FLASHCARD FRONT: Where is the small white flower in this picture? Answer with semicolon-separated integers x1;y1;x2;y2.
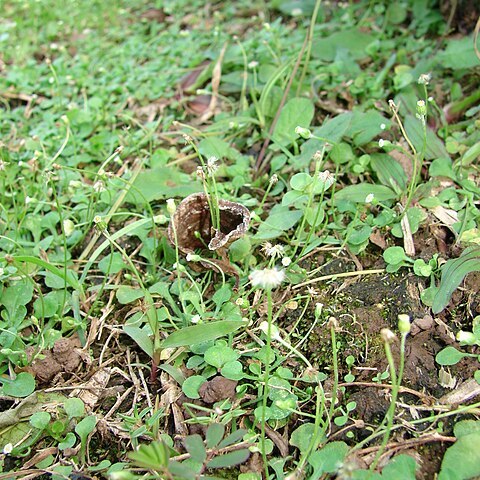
428;96;433;102
379;139;385;148
93;215;102;224
282;256;292;267
249;268;285;289
269;174;278;186
63;219;75;237
248;60;259;69
206;156;219;176
291;7;303;16
365;193;375;203
0;159;6;171
380;123;386;130
317;170;335;189
418;73;431;85
186;253;201;262
262;242;285;259
191;315;201;324
3;443;13;454
93;180;106;192
25;196;33;205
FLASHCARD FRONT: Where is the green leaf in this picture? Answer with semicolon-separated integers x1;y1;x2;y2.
404;115;449;160
272;98;314;147
98;253;125;274
432;247;480;314
290;423;316;454
116;286;144;304
206;423;225;449
204;344;239;369
312;28;374;61
391;207;427;238
127;166;202;204
123;325;154;358
221;360;244;380
217;428;247;449
435;346;467;366
161;320;246;348
439;430;480;480
290;173;313;192
184;434;207;463
128;441;170;470
1;372;36;398
435;35;480;70
206;449;250;468
347;111;391;146
182;375;206;399
254;205;303;240
30;411;51;430
381;454;417;479
383;246;411;265
64;398;85;419
58;432;77;451
370;153;407;193
429;158;456;179
335;184;397;203
75;415;97;442
308;441;349;476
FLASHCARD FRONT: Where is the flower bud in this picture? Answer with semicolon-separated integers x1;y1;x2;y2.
295;126;312;139
398;314;411;335
416;100;427;117
166;198;176;214
381;328;396;343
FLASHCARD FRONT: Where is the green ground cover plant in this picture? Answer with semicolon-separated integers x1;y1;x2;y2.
0;0;479;478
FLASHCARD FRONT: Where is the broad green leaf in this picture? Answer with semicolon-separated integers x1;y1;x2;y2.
206;423;225;449
404;115;449;160
347;111;391;146
123;325;154;358
290;173;313;191
184;434;207;463
429;157;456;179
370;153;407;193
198;137;237;160
254;205;303;240
335;184;397;203
439;431;480;480
1;372;36;398
432;247;480;313
435;346;467;366
308;441;349;477
98;253;125;274
204;344;239;369
182;375;206;399
206;449;250;468
312;29;375;61
161;320;246;348
290;423;316;454
435;36;480;70
381;454;417;479
64;398;85;419
74;415;97;440
272;97;314;147
127;166;202;204
30;412;51;430
116;286;144;304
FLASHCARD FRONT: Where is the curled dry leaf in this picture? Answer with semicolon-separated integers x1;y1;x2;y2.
168;192;250;282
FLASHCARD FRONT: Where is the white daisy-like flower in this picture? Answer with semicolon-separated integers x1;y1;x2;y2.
365;193;375;203
380;123;386;130
379;139;385;148
281;256;292;267
262;242;285;259
249;267;285;289
191;315;201;324
3;443;13;454
93;215;102;224
248;60;259;69
418;73;431;85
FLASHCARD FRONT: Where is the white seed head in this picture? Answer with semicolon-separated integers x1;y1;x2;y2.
262;242;285;259
249;267;285;289
93;180;106;192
